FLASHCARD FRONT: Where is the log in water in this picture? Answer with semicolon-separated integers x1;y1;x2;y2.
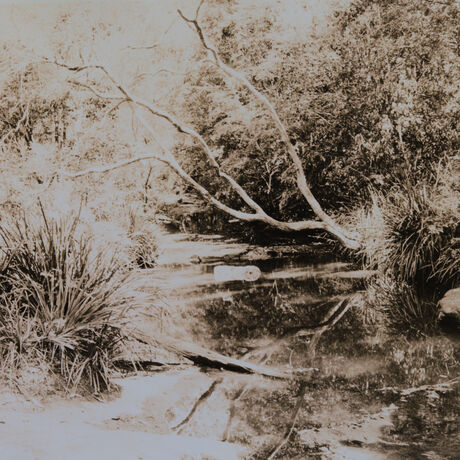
213;265;261;282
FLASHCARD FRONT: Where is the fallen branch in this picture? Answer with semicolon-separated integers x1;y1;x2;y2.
163;338;292;379
47;37;360;249
341;439;411;449
112;359;180;371
178;2;360;250
380;378;460;397
129;328;303;379
48;60;330;232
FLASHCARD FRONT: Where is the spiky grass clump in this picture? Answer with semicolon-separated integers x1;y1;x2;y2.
356;173;458;335
360;185;458;288
366;276;439;337
129;232;158;269
381;186;458;288
0;209;150;393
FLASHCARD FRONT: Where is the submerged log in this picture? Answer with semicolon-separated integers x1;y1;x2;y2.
129;328;300;379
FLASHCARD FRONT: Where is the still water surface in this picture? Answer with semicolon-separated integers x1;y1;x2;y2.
140;230;459;459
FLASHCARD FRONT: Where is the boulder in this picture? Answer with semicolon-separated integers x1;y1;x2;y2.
438;288;460;332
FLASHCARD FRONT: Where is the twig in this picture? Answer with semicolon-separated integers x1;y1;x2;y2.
100;99;128;124
222;353;270;442
54;152;165;178
267;381;307;460
69;79;123;100
129;69;186;88
143;166;153;209
125;18;177;50
222;385;247;441
171;377;222;432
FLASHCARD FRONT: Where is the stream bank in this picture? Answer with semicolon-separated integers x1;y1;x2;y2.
1;229;459;459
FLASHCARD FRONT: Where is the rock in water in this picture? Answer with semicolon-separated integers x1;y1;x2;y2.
214;265;261;282
439;288;460;333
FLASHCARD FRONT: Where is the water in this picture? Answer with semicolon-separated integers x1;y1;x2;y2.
136;230;460;459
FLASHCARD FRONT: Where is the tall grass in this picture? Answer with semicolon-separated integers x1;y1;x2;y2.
356;164;459;335
0;207;151;393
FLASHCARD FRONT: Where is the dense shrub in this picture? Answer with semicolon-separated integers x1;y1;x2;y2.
357;159;459;335
173;0;459;228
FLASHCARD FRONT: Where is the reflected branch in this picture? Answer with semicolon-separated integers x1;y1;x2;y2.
267;381;307;460
171;377;222;432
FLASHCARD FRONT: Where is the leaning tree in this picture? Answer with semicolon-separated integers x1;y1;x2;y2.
43;0;361;250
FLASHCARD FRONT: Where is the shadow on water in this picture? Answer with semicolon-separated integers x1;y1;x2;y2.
142;230;460;459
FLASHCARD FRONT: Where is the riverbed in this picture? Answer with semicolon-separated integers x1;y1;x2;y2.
129;229;460;459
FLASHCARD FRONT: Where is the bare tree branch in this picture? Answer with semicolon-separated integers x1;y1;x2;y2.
177;4;360;249
48;56;360;245
69;80;123;100
100;99;129;124
55;152;164;178
129;69;186;89
55;59;329;232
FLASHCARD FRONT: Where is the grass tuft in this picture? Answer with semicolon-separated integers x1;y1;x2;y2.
0;208;151;393
356;162;459;335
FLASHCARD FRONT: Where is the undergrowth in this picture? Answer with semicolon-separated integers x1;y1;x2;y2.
0;207;151;394
357;161;459;336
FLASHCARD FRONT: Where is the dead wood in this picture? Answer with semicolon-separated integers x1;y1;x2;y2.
380;378;460;397
129;328;306;379
177;2;360;250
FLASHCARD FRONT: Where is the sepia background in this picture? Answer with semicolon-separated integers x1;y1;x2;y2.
0;0;458;458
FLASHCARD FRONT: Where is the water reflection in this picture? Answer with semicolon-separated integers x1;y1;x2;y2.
142;231;460;459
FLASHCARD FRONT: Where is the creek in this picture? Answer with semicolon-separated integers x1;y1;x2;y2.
132;228;460;459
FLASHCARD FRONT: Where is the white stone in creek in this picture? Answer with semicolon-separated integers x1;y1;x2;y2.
439;288;460;318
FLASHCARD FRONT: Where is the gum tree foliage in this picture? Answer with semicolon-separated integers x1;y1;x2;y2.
176;0;458;221
1;0;458;248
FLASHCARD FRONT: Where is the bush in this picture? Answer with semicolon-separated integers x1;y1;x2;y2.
0;208;150;393
170;0;459;231
360;181;458;291
357;162;459;335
